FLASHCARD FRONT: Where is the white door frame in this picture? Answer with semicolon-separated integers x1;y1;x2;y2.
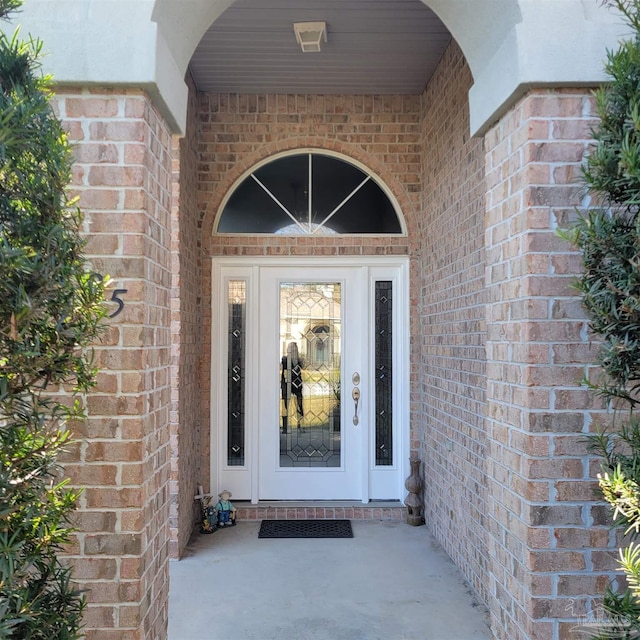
210;255;410;504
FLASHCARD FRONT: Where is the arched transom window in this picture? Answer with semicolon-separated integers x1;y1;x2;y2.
215;151;404;235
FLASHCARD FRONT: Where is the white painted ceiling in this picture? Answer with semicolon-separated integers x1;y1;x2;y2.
189;0;452;94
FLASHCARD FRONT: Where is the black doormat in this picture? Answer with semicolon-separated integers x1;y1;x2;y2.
258;519;353;539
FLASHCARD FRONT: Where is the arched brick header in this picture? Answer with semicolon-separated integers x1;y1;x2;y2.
200;138;418;241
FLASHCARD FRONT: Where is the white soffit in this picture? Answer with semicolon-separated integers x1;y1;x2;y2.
189;0;451;94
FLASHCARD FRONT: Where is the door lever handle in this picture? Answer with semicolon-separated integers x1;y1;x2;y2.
352;387;360;426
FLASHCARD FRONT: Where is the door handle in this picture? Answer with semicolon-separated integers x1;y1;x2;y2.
352;387;360;426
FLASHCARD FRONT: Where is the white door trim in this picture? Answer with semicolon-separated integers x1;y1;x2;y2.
210;255;410;504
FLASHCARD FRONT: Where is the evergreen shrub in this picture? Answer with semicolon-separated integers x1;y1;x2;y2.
0;0;106;636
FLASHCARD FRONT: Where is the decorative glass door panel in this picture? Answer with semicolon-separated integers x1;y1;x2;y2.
279;282;341;468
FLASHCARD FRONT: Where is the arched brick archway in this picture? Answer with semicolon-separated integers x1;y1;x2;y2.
9;1;621;132
148;0;619;132
199;139;417;241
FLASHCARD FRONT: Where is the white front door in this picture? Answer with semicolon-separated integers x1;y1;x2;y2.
258;266;364;500
212;257;408;503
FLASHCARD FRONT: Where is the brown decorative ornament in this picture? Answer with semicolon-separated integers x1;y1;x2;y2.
404;458;424;526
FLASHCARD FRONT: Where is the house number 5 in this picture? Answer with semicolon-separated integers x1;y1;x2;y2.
90;273;128;319
109;289;128;318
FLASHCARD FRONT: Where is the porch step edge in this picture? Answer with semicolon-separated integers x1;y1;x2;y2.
234;501;405;521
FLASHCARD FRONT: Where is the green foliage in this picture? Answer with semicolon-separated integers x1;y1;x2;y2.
596;428;640;536
0;0;107;636
0;1;19;21
561;210;640;406
584;0;640;207
563;1;640;636
562;0;640;412
589;588;640;639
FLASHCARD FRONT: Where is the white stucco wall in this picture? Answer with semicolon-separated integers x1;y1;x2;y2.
446;0;628;132
3;0;188;131
3;0;628;135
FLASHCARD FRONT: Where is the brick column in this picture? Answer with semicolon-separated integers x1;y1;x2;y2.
54;89;173;640
484;89;615;640
169;76;203;559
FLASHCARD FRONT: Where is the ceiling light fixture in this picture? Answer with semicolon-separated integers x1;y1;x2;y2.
293;21;327;53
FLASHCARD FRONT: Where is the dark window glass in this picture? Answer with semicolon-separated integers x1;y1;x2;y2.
217;178;291;233
326;180;401;234
311;154;368;225
227;281;246;466
375;281;393;466
254;154;309;225
216;153;402;235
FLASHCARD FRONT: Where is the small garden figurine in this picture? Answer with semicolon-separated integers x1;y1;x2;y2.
199;495;217;534
215;490;237;526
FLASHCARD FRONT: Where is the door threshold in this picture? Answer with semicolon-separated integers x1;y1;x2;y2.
234;500;405;521
237;500;401;507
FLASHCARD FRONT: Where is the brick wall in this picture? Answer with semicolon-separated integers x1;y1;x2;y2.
196;93;422;494
47;47;619;640
169;74;204;559
484;89;615;640
193;42;493;618
415;42;489;605
199;93;422;249
55;89;173;640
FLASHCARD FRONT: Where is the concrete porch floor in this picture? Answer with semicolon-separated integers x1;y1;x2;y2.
168;520;492;640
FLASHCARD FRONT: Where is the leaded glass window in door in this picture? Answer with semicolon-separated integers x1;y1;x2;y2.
279;282;341;467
